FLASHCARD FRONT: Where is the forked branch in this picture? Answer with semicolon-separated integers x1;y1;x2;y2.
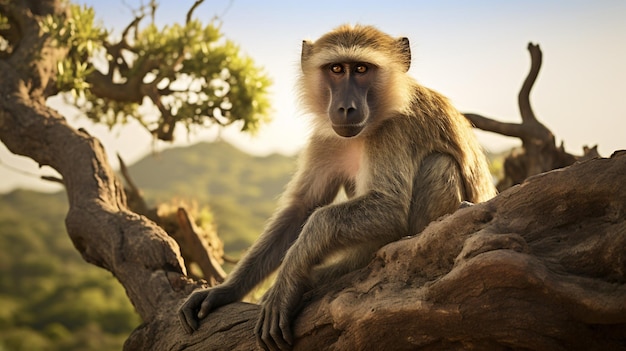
464;42;549;142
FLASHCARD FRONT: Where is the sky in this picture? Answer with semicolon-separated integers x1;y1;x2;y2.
1;0;625;193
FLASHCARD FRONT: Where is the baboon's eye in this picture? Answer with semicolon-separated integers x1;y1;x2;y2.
355;64;368;74
330;64;344;74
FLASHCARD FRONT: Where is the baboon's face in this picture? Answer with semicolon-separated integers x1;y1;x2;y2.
322;61;377;138
300;25;412;138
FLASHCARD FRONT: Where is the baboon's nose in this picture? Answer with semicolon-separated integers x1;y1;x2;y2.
337;101;365;125
338;106;358;122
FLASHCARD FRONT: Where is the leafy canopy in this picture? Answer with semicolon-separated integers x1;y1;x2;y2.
41;2;271;141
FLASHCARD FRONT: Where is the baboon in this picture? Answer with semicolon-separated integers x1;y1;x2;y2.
179;24;497;350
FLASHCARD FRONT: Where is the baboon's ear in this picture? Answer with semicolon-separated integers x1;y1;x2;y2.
398;37;411;72
301;40;314;70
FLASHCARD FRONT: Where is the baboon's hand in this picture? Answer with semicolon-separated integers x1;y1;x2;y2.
178;286;236;334
255;286;297;351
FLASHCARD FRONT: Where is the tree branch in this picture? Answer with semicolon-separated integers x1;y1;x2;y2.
121;11;144;41
463;113;526;138
86;55;161;103
41;175;64;184
176;207;226;285
142;81;176;140
465;43;551;145
186;0;205;23
101;14;142;81
519;42;542;124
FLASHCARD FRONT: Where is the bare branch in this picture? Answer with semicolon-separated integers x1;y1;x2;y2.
518;42;542;123
186;0;205;23
120;12;144;42
141;81;176;140
149;0;157;23
117;154;138;192
464;42;546;144
463;113;526;138
41;175;64;184
176;207;226;285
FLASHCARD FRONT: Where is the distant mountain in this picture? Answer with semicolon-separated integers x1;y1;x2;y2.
125;141;296;254
3;140;501;257
0;141;297;350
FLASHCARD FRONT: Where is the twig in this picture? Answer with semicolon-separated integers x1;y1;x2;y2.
41;175;64;184
186;0;205;24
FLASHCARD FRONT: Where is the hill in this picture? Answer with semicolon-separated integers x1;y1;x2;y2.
126;141;296;255
0;189;140;350
0;141;296;351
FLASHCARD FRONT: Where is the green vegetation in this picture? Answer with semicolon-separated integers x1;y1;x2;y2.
127;141;296;256
0;141;295;351
484;149;507;184
0;190;140;351
40;3;271;141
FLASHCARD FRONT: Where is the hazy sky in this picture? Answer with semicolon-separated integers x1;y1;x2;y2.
1;0;625;193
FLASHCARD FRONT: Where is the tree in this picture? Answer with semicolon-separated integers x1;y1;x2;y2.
1;1;624;350
0;0;260;346
36;0;270;141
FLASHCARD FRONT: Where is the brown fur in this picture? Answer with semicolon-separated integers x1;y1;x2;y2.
178;24;496;351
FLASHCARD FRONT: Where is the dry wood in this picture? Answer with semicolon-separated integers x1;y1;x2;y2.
464;43;600;191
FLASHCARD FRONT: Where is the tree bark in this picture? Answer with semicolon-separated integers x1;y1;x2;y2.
124;152;626;351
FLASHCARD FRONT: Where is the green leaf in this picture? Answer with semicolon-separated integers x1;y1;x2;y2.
43;3;271;141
